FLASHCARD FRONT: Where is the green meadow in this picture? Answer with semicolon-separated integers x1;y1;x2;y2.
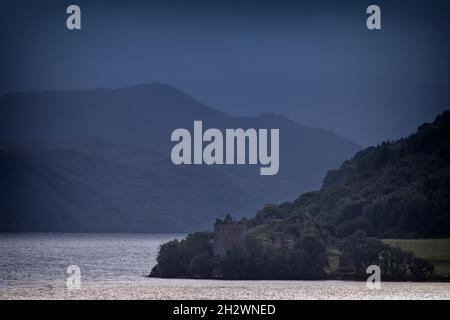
383;239;450;277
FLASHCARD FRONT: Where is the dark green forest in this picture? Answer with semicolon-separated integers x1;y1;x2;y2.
150;111;450;280
254;110;450;239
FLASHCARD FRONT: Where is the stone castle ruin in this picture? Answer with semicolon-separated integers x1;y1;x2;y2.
213;215;247;258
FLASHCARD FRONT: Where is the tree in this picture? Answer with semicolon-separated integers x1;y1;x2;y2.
289;235;327;279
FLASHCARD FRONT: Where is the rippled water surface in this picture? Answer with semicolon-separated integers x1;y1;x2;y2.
1;233;449;300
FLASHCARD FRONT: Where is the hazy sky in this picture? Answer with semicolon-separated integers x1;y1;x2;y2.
1;0;449;146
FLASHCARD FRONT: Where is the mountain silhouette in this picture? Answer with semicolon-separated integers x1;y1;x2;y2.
0;83;361;232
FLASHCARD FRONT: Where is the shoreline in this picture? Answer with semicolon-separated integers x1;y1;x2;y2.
149;275;450;283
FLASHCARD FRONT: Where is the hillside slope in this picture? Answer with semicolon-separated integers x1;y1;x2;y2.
252;111;450;238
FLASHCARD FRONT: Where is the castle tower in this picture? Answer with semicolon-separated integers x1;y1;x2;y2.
213;215;247;258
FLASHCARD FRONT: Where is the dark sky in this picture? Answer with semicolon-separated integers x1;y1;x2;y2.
1;0;449;146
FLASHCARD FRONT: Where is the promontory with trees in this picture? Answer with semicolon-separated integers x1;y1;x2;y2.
150;111;450;281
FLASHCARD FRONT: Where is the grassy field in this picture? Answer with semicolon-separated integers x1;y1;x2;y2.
382;239;450;277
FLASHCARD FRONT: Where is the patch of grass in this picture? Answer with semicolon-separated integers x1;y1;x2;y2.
382;239;450;276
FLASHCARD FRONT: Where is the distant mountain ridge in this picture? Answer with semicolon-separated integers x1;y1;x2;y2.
0;83;361;232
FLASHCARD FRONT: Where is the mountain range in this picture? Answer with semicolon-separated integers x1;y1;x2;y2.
0;83;361;232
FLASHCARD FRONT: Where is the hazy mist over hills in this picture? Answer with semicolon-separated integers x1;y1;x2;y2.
2;0;449;146
0;83;361;232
